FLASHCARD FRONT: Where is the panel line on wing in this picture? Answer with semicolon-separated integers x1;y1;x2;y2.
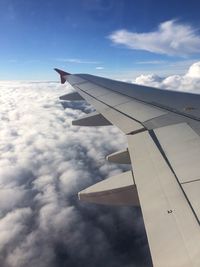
181;178;200;185
127;128;147;135
149;130;200;226
75;80;166;115
74;85;145;126
75;83;167;129
76;75;200;122
128;131;200;266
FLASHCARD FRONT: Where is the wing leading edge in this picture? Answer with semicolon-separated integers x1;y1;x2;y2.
55;69;200;267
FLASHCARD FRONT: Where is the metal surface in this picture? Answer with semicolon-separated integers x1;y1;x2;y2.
78;73;200;120
59;92;84;101
79;171;139;206
116;99;166;122
101;107;144;134
98;92;131;106
155;123;200;184
72;111;111;126
128;131;200;267
183;181;200;220
106;149;131;164
74;87;144;134
76;83;110;97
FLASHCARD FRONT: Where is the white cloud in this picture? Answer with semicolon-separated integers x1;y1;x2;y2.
0;208;32;250
96;66;104;70
109;20;200;56
134;74;163;88
0;80;148;266
135;61;200;92
185;61;200;78
56;58;101;64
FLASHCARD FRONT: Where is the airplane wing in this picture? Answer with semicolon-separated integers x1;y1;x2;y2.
55;68;200;267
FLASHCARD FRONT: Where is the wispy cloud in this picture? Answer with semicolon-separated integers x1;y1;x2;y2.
56;58;101;64
6;59;40;64
96;66;104;70
109;20;200;57
136;60;166;65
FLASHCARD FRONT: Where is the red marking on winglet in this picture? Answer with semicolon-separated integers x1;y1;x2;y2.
54;68;71;84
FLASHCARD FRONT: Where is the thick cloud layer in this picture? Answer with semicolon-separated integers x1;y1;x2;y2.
0;81;151;267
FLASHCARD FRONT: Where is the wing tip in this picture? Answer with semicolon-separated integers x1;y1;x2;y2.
54;68;71;84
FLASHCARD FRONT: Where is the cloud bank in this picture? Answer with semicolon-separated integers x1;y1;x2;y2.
135;61;200;92
0;81;151;266
109;20;200;56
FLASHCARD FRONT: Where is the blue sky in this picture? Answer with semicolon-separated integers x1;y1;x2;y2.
1;0;200;80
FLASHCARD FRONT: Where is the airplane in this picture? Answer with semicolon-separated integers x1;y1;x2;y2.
55;68;200;267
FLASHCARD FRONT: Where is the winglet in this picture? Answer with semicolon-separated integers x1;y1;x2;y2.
54;68;71;84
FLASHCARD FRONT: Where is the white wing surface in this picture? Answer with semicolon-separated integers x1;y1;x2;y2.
55;68;200;267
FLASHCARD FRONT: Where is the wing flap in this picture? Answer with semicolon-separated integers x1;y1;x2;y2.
154;123;200;224
154;123;200;183
128;131;200;267
183;181;200;220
